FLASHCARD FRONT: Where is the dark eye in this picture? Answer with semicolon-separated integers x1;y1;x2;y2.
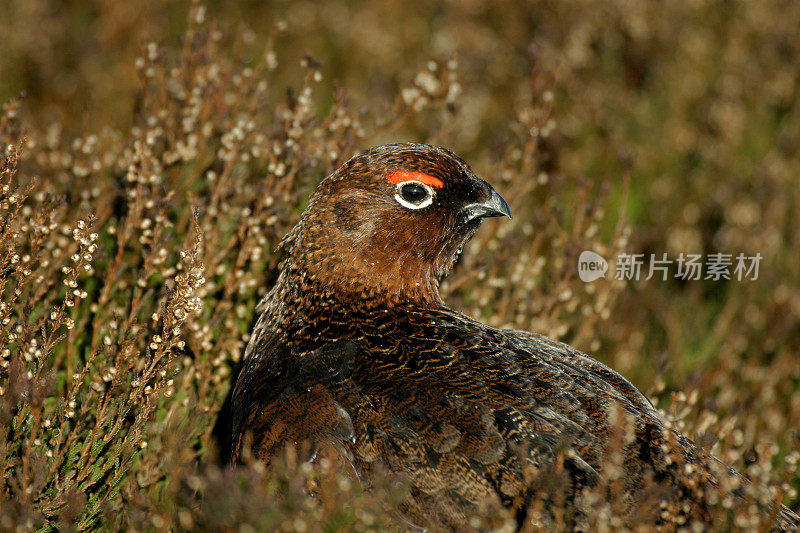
401;183;427;203
394;180;435;210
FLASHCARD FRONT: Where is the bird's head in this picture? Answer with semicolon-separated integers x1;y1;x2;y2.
279;143;511;305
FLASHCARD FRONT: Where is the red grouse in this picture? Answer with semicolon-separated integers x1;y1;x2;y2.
229;143;799;530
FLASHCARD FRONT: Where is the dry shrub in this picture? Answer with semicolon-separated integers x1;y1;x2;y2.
0;0;798;531
0;4;457;530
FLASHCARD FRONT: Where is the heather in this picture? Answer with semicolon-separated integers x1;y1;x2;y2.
0;1;798;530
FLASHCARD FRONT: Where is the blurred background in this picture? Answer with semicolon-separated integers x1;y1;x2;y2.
1;0;798;529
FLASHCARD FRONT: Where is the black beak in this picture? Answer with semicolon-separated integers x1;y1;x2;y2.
462;185;512;221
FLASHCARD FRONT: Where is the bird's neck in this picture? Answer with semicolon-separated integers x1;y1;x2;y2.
269;255;444;313
269;220;446;314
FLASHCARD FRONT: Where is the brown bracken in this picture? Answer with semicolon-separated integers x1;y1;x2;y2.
229;143;799;531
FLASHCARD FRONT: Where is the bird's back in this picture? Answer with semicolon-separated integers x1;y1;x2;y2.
230;302;799;530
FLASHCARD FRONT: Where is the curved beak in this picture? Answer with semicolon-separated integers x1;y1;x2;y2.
462;185;512;221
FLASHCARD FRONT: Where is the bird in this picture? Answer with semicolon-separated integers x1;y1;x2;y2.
228;143;799;531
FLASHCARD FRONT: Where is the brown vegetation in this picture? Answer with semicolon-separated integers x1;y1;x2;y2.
1;1;798;530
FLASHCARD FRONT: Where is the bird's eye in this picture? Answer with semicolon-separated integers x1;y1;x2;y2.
395;181;435;210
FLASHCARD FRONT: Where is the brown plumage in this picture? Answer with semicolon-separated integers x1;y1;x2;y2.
229;143;799;530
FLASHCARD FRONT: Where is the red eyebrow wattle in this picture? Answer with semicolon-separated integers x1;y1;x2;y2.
386;169;444;189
